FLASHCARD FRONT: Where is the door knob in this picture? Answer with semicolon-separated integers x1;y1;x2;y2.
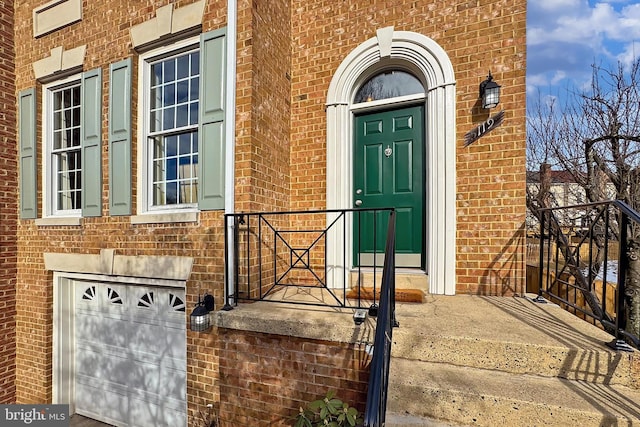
356;189;363;195
355;200;363;206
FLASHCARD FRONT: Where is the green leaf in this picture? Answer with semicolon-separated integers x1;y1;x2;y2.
326;390;336;400
328;399;342;414
309;400;324;410
346;413;356;426
320;406;328;420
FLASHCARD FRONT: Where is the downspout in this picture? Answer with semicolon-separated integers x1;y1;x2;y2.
225;0;237;214
224;0;237;306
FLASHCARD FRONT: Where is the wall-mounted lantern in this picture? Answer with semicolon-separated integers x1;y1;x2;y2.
479;71;501;109
190;293;215;332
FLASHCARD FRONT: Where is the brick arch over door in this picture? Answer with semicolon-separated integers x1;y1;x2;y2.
325;27;456;295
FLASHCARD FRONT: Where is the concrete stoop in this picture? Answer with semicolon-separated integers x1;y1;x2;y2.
385;295;640;427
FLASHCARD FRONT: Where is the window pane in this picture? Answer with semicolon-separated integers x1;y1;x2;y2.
166;135;178;157
189;103;198;126
178;133;191;155
354;70;424;103
191;53;199;75
163;58;175;83
164;83;176;106
166;182;178;205
176;104;189;128
177;80;189;103
163;107;175;130
190;77;199;101
177;55;190;80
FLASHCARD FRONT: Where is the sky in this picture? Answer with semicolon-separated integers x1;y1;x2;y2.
527;0;640;105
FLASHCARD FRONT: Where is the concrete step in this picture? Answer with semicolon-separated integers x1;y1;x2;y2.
351;269;429;291
391;296;639;389
349;269;428;302
387;358;640;427
346;286;424;303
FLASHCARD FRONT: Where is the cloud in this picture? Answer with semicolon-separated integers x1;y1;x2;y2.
527;1;640;103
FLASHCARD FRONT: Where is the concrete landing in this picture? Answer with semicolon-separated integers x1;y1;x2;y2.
388;295;640;426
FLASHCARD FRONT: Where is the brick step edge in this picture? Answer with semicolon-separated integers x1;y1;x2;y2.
346;286;424;303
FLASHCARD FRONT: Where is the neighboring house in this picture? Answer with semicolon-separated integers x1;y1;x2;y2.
526;169;587;232
526;168;617;233
10;0;526;425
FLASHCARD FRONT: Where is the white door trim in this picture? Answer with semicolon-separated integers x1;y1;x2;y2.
326;27;457;295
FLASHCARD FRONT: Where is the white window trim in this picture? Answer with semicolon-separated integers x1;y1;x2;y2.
136;35;200;217
42;73;83;219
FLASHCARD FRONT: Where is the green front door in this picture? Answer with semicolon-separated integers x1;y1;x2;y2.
353;105;424;268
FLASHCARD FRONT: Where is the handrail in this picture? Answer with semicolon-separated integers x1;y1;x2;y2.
536;200;640;351
363;210;397;427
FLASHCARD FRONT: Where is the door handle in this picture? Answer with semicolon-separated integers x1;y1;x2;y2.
355;200;363;207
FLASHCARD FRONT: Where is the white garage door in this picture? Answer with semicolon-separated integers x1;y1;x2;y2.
74;282;187;427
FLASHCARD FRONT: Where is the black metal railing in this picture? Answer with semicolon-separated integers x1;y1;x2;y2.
363;210;398;427
537;200;640;351
223;208;395;310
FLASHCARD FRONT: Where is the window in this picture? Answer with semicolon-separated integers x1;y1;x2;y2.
143;44;200;211
136;29;227;218
354;70;424;104
46;79;82;216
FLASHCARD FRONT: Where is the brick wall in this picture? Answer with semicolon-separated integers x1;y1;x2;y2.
0;0;16;405
13;0;293;418
235;0;291;213
289;0;528;295
13;0;232;408
217;328;368;426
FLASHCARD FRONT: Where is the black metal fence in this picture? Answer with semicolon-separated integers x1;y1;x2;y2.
537;200;640;351
363;210;398;427
223;208;395;310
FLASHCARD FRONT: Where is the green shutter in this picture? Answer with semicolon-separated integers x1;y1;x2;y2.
19;88;37;219
199;28;227;210
108;58;132;216
81;68;103;217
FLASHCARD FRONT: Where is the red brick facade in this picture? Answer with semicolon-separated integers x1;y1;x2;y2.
0;0;16;405
9;0;526;425
218;329;367;426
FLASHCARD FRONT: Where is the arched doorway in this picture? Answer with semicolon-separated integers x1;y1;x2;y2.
326;27;457;295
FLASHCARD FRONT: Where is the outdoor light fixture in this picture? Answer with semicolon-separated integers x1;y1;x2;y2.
190;293;215;332
479;71;501;109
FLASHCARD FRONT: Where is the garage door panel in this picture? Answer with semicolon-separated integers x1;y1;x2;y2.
76;314;131;348
74;282;186;427
128;322;186;358
76;347;132;386
76;376;129;426
128;361;186;401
